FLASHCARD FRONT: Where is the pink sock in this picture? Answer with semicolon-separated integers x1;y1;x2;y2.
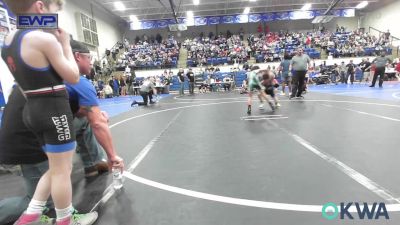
56;216;71;225
15;213;40;225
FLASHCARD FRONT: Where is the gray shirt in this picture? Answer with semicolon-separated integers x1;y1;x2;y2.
291;54;310;71
280;59;291;75
373;56;391;68
339;64;347;72
140;80;155;93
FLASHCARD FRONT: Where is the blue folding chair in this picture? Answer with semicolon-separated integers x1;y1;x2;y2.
212;58;217;65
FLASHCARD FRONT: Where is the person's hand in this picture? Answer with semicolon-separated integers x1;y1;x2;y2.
108;155;124;171
101;110;109;122
50;28;70;46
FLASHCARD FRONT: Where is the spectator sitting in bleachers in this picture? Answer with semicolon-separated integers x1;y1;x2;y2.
111;36;180;70
199;79;209;93
103;84;113;98
251;31;316;62
322;29;391;58
249;28;391;62
222;76;232;91
185;34;248;67
395;59;400;78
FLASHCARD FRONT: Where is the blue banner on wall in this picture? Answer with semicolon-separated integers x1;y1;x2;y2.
332;9;342;17
313;10;325;17
235;14;249;23
275;12;291;21
207;16;221;25
289;11;314;20
222;15;235;24
130;9;355;30
342;9;355;17
249;14;262;23
195;17;207;26
140;21;157;29
156;20;170;28
262;13;275;22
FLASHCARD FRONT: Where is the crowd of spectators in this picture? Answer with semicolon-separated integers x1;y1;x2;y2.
102;35;180;72
184;33;250;67
98;26;395;74
93;26;397;94
120;36;180;70
312;29;393;58
249;31;320;63
250;28;394;63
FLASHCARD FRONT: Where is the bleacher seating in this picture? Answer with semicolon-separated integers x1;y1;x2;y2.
185;35;249;67
321;31;392;58
114;37;180;71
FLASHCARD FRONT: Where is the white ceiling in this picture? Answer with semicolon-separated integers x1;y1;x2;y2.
94;0;383;21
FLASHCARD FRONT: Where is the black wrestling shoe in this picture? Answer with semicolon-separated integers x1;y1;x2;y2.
268;102;275;111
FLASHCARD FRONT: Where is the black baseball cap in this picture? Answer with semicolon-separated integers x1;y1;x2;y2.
70;40;90;53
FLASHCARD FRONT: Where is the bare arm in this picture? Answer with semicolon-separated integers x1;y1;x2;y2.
150;83;157;95
40;30;79;84
78;105;124;170
289;59;294;71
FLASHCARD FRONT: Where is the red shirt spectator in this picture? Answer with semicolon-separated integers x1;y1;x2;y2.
306;36;311;46
395;62;400;73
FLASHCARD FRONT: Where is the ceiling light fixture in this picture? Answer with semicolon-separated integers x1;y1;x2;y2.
301;3;312;11
193;0;200;5
355;1;368;9
114;2;126;11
